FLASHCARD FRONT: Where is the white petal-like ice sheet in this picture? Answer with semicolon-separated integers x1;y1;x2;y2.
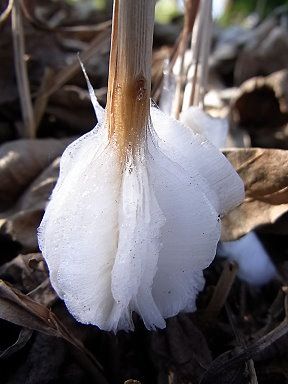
39;124;121;328
180;106;228;148
147;129;220;318
108;150;166;331
151;107;244;215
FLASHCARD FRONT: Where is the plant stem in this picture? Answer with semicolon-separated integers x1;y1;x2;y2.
12;0;36;138
106;0;156;155
171;0;200;119
183;0;213;110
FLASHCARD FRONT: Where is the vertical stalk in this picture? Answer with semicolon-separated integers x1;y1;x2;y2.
171;0;200;119
106;0;155;155
182;0;213;110
12;0;36;138
196;0;213;108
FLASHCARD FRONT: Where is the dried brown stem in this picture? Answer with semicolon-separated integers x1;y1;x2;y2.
183;0;213;110
226;304;259;384
205;261;238;318
152;0;200;113
106;0;155;155
33;68;54;129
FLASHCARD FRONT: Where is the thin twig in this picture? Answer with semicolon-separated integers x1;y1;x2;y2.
12;0;36;138
0;0;14;25
152;0;200;109
33;68;54;129
200;318;288;383
198;0;213;108
226;304;259;384
172;0;200;118
205;261;238;318
182;0;213;110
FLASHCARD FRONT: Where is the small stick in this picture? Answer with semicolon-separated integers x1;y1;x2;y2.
12;0;36;138
198;0;213;108
151;0;199;104
182;0;213;110
33;68;54;129
205;261;238;317
226;304;259;384
106;0;155;156
201;318;288;382
0;0;14;25
171;0;200;118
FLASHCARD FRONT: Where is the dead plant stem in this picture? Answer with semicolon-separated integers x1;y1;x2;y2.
106;0;156;154
12;0;36;138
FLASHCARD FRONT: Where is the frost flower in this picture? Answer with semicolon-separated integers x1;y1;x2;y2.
38;0;244;332
38;100;243;331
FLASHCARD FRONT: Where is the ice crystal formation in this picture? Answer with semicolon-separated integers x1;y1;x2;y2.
38;99;244;331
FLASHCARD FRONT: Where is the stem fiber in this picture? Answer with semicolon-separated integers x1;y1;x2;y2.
107;0;156;155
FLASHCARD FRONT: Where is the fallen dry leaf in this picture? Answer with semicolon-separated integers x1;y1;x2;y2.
0;158;61;252
231;70;288;149
0;138;74;252
0;279;108;383
0;252;54;304
232;70;288;129
0;279;67;337
0;138;71;211
222;148;288;241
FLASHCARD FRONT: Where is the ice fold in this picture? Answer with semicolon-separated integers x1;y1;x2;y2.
38;104;244;331
180;106;228;148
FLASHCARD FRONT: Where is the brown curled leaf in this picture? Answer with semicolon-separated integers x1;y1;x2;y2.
0;136;76;252
0;157;61;252
222;147;288;241
0;138;71;211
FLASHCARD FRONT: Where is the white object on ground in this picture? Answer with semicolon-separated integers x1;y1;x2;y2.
38;98;244;332
180;106;228;148
218;232;277;286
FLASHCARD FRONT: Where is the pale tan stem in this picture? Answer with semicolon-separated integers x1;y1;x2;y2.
107;0;156;155
182;0;213;110
171;0;200;119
